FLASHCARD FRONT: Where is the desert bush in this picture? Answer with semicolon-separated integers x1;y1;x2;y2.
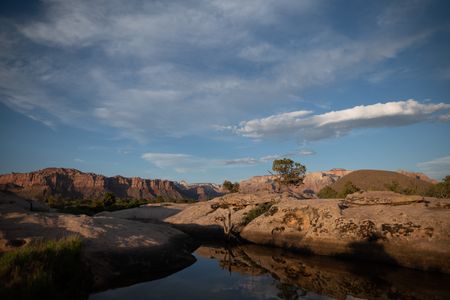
241;202;273;226
222;180;240;193
317;186;338;198
426;176;450;198
385;180;400;193
58;197;149;215
102;192;116;207
338;181;360;198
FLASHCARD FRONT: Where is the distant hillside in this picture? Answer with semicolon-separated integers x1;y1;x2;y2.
0;168;223;201
396;170;438;184
239;169;353;196
329;170;433;195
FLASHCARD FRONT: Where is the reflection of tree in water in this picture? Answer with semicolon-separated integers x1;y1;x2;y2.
222;246;235;274
276;282;306;300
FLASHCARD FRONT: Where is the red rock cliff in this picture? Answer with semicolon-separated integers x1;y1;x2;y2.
0;168;221;201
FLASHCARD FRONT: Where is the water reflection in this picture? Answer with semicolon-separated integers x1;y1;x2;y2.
90;244;450;300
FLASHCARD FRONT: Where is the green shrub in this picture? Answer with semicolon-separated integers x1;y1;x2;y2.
385;180;400;192
222;180;240;193
241;202;273;226
57;197;149;215
102;192;116;207
317;186;338;198
338;181;360;198
0;236;91;300
426;175;450;198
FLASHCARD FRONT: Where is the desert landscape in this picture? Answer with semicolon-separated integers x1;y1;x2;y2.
1;1;450;299
1;166;449;299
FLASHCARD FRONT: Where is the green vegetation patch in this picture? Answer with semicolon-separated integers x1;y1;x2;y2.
241;202;274;226
317;181;359;198
222;180;240;193
0;236;91;300
317;186;338;198
425;176;450;198
48;192;197;216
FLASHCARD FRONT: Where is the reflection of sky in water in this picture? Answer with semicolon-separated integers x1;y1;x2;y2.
89;250;331;300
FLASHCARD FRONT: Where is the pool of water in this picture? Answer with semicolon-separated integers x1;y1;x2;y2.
89;244;450;300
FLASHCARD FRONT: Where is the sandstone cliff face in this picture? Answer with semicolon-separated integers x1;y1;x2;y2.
0;168;221;201
178;181;223;201
238;169;353;196
165;191;450;273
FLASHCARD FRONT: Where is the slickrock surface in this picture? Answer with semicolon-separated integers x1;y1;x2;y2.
0;168;222;201
166;191;450;272
0;192;196;290
96;203;190;222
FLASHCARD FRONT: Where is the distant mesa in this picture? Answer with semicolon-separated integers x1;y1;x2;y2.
0;167;437;203
0;168;222;202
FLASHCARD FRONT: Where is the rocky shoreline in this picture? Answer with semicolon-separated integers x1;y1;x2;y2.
0;192;197;291
2;188;450;296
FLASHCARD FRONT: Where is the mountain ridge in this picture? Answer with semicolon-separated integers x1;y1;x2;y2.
0;167;222;201
0;167;437;202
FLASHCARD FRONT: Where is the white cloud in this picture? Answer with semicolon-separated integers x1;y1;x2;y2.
141;153;192;169
0;1;441;142
417;156;450;180
223;157;260;165
232;99;450;141
142;152;284;172
234;110;313;138
438;113;450;122
299;149;316;156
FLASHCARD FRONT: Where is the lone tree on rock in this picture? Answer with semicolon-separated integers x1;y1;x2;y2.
271;158;306;191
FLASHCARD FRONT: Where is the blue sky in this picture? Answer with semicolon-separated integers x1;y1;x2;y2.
1;0;450;183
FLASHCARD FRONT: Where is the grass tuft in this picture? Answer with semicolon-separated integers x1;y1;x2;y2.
0;236;91;300
241;202;273;226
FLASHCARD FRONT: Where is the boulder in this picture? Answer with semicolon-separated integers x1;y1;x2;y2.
166;191;450;273
0;194;196;290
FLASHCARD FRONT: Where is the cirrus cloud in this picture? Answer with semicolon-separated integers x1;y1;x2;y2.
0;1;440;142
141;152;289;173
417;156;450;180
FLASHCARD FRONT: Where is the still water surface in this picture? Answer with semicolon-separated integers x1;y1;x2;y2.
90;244;450;300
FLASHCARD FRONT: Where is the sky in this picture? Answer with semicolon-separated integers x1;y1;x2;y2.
1;0;450;183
